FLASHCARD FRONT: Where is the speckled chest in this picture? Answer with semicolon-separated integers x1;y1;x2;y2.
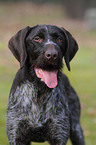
8;80;67;127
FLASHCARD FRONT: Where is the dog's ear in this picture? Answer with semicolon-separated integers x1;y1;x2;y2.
61;28;78;71
8;26;31;68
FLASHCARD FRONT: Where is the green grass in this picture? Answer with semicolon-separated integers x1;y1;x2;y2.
0;2;96;145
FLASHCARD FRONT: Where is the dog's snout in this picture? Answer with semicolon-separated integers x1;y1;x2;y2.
45;49;58;60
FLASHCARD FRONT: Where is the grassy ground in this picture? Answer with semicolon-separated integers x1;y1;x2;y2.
0;2;96;145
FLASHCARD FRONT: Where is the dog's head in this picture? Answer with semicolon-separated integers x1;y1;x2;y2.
8;25;78;88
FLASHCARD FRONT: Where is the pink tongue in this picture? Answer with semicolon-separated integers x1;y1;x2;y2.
35;68;58;88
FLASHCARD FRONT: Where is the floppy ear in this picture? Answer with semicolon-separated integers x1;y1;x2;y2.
61;28;79;71
8;26;31;68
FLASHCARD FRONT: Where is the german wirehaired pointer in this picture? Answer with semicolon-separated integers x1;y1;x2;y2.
7;25;85;145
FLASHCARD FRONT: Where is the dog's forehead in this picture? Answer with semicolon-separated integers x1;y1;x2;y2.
29;25;62;37
46;25;62;33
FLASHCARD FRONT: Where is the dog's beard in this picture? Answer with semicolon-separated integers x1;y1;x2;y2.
33;58;63;71
34;68;58;88
32;54;63;88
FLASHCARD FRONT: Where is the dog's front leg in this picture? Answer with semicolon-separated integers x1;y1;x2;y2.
45;118;69;145
7;119;31;145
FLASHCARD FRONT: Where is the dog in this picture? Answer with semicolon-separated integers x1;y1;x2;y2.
7;25;85;145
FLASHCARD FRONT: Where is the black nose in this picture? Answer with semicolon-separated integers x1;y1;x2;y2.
45;49;58;60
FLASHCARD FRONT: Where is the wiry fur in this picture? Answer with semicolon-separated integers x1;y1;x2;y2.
7;25;85;145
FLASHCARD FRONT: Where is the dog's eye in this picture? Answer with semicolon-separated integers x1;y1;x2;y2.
57;37;62;43
33;36;43;43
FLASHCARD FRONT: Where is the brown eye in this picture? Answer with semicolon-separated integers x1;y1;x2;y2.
57;37;62;43
33;36;43;43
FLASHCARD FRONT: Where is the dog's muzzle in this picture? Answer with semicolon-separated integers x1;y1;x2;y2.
35;43;60;88
44;43;59;62
45;48;58;60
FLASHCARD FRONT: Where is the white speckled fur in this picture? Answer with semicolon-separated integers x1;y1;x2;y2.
45;26;57;46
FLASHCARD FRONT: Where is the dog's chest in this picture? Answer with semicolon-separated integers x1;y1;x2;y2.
9;81;65;125
8;79;68;134
10;81;42;119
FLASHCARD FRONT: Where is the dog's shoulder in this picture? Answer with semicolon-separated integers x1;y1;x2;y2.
60;72;79;104
60;72;76;96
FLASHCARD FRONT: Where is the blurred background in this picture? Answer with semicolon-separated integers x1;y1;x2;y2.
0;0;96;145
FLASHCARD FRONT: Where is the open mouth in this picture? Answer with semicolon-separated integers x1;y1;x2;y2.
34;67;58;88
